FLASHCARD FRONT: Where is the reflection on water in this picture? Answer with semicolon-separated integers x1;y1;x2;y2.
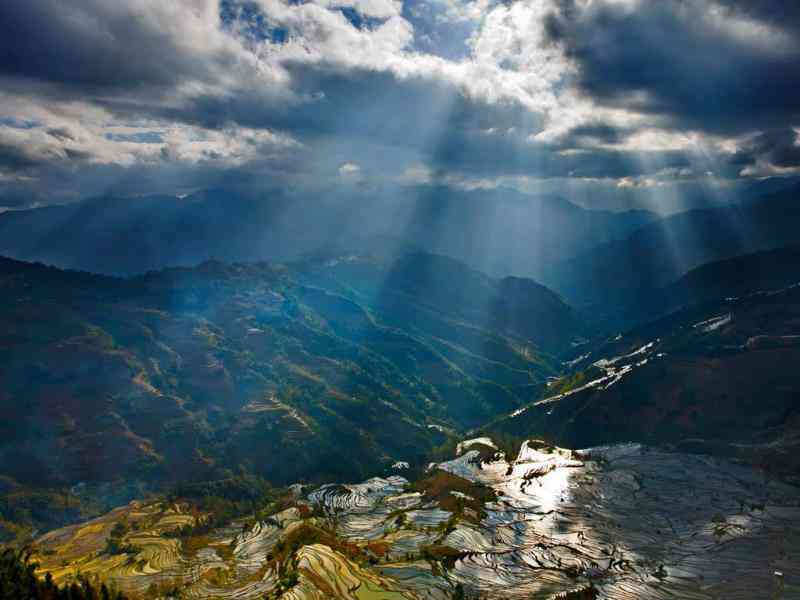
433;442;800;599
527;467;572;514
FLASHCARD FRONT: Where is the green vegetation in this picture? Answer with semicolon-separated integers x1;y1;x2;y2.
268;522;363;567
168;474;276;524
0;549;127;600
547;370;588;396
102;521;136;556
273;568;299;595
3;241;799;599
420;544;465;569
483;283;800;473
159;475;285;558
0;252;566;535
0;489;81;544
143;579;184;599
411;470;496;524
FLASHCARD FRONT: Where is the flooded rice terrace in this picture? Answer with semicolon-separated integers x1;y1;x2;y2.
34;441;800;599
429;442;800;599
311;441;800;599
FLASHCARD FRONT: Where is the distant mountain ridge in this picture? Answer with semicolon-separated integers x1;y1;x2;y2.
0;186;655;279
301;249;587;353
667;244;800;306
540;184;800;324
580;243;800;328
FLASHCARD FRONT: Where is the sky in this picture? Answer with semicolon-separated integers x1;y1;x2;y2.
0;0;799;213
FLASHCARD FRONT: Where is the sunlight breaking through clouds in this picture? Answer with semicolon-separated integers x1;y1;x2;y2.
0;0;797;211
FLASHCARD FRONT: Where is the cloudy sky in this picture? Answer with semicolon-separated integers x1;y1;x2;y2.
0;0;798;212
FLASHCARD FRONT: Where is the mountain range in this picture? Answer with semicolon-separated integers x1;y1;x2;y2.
0;186;654;278
0;249;585;502
484;275;800;484
540;185;800;325
3;183;799;332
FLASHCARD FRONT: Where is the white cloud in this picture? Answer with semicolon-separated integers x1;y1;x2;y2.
315;0;402;19
1;0;797;209
338;161;361;177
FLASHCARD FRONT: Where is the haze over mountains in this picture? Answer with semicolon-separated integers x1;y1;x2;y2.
3;182;800;496
0;186;656;280
485;279;800;483
2;181;799;521
542;185;800;320
3;181;800;328
3;209;800;598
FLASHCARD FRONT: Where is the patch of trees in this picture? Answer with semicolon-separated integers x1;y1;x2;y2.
102;521;136;556
166;473;276;530
0;549;127;600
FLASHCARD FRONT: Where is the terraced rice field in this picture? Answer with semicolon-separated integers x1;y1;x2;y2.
435;441;800;599
32;440;800;599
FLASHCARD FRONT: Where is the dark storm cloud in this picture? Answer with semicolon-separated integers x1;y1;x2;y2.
0;148;297;209
735;128;800;168
0;117;39;129
123;62;535;142
1;0;562;185
62;148;94;162
0;0;796;213
0;142;43;171
136;60;697;181
104;131;165;144
714;0;800;32
426;128;692;179
544;0;800;135
556;123;624;146
0;0;225;95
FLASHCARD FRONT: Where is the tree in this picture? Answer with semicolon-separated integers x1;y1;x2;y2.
0;549;128;600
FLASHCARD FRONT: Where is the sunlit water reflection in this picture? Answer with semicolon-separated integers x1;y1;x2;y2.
434;443;800;599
